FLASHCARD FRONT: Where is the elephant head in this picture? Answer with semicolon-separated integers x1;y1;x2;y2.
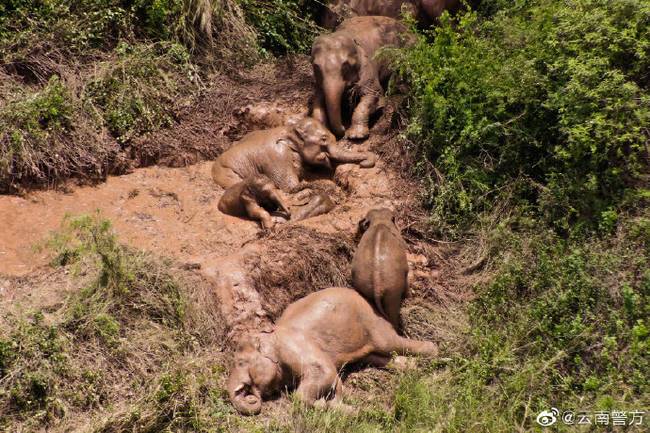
287;117;335;170
227;336;282;415
287;117;376;168
311;34;361;138
358;207;396;234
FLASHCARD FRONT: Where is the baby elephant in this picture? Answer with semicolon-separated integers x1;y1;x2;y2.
351;208;408;329
227;287;437;415
218;175;291;229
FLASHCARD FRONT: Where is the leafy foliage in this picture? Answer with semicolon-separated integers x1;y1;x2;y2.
85;42;198;143
395;0;649;235
238;0;321;55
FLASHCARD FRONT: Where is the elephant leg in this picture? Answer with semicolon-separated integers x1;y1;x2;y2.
295;362;340;406
243;198;275;229
311;88;329;127
347;92;379;141
361;353;392;368
270;189;291;218
382;290;403;331
371;318;438;357
291;192;334;221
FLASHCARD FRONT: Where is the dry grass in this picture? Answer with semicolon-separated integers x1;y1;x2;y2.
247;226;355;319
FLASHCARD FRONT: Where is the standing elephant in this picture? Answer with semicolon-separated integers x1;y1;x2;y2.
310;16;412;140
351;208;409;329
227;287;437;415
212;117;376;192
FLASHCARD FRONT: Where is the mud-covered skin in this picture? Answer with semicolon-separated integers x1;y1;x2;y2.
310;17;412;140
351;208;408;329
227;287;437;415
212;117;376;192
218;175;291;229
319;0;464;29
290;191;335;222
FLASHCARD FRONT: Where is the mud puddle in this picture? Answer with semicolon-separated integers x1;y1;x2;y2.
0;162;256;276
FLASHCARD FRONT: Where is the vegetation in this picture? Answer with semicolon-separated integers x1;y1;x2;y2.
0;0;320;191
389;0;650;430
1;0;648;431
395;0;649;235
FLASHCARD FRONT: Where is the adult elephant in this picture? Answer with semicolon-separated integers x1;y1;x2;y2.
318;0;465;29
310;16;412;140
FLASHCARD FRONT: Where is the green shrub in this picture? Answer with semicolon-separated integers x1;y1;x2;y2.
48;213;187;340
85;42;198;143
397;216;648;431
395;0;650;236
0;76;110;191
238;0;321;55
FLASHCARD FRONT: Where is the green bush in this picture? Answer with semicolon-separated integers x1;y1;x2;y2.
238;0;321;55
0;76;110;191
396;0;649;236
85;42;197;143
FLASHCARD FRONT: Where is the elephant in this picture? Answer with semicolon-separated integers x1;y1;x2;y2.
310;16;413;140
212;117;376;193
318;0;465;29
227;287;437;415
351;208;409;329
217;175;291;229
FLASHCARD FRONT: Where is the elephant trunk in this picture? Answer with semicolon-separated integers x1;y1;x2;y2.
227;372;262;415
327;142;377;167
323;79;346;138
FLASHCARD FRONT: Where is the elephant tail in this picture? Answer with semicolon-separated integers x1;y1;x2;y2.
372;229;388;321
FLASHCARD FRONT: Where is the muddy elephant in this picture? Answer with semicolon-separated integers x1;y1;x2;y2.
351;208;409;329
310;16;412;140
227;287;437;415
218;175;291;229
212;117;376;192
318;0;465;29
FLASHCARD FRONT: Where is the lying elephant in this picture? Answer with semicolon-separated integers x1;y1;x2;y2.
218;175;291;229
310;16;413;140
319;0;465;29
212;117;376;192
227;287;437;415
351;208;409;329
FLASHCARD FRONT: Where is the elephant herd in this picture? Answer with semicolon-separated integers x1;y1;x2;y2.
211;3;464;415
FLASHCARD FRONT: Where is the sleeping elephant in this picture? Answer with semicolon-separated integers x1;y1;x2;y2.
227;287;438;415
212;117;376;192
310;16;413;140
217;175;291;229
318;0;465;29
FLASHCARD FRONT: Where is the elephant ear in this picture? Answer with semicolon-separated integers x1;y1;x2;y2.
236;335;260;354
358;217;370;235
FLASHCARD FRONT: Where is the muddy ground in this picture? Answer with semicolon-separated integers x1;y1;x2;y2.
0;56;471;429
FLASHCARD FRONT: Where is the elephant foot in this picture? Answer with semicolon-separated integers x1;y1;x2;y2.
359;153;377;168
346;124;370;141
388;356;418;371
